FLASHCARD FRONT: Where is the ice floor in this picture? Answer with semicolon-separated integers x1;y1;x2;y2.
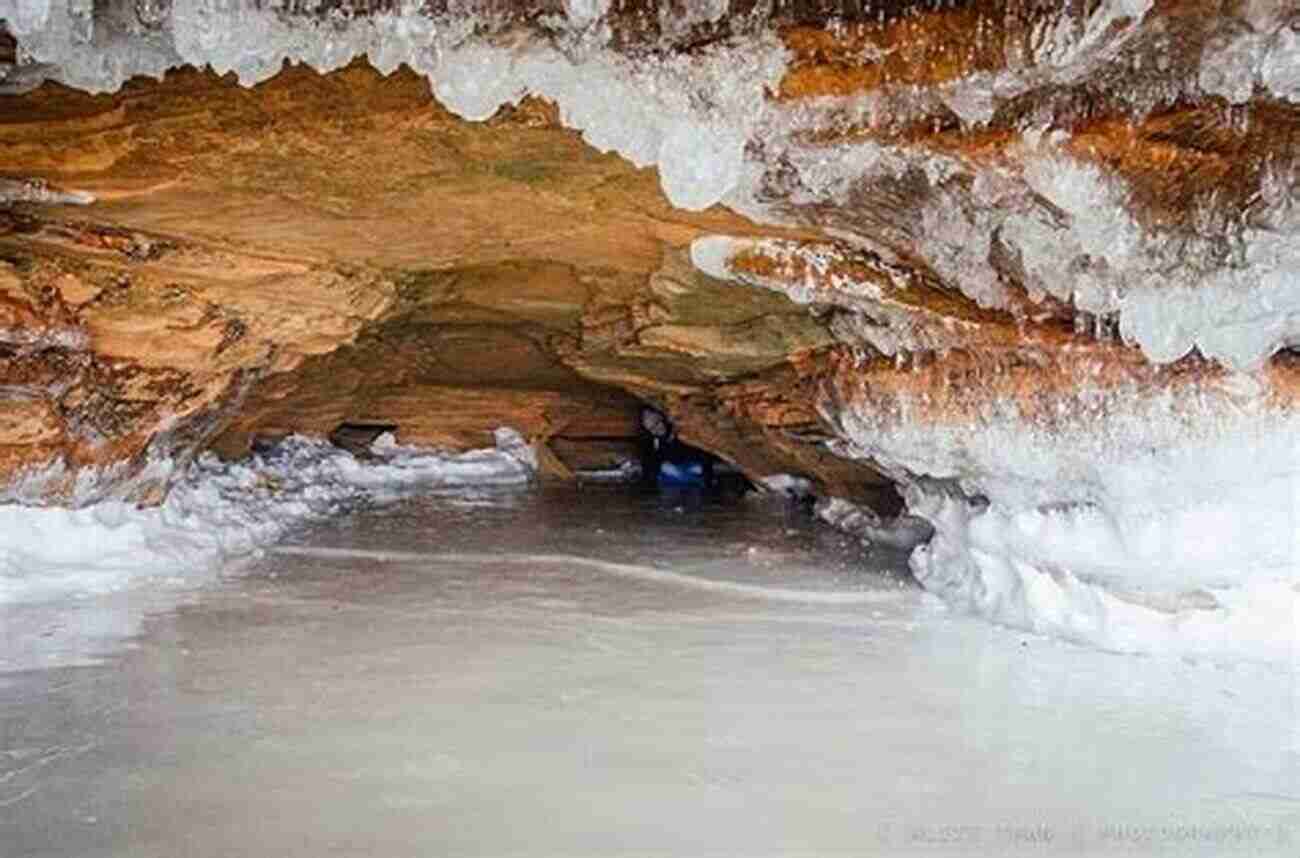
2;484;1297;856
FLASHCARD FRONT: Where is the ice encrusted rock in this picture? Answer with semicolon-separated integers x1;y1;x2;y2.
938;72;1000;128
757;473;815;499
5;0;784;211
690;235;973;356
1197;14;1300;105
0;429;537;608
1011;150;1300;369
0;0;52;37
429;31;784;210
759;133;1299;370
5;0;1294;367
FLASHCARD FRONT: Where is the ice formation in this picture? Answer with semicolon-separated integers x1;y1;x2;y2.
0;177;95;205
1;0;785;211
5;0;1295;320
0;428;535;605
690;201;1298;664
703;132;1300;371
820;370;1300;665
1009;150;1300;371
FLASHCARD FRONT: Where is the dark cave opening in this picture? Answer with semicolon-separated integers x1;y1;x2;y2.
328;421;400;456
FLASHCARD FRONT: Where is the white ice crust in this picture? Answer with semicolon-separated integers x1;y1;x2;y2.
691;235;972;357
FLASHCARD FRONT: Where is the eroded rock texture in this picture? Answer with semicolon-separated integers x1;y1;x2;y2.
0;55;890;503
2;1;1298;644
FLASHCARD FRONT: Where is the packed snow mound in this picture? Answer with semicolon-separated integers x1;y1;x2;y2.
0;429;535;605
908;487;1299;666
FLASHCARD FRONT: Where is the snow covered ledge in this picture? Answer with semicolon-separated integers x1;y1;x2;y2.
820;358;1300;665
0;428;536;606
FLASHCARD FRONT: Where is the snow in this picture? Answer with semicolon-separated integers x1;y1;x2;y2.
907;487;1300;665
0;429;535;608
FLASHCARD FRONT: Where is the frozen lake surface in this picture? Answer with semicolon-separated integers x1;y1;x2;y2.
2;484;1297;856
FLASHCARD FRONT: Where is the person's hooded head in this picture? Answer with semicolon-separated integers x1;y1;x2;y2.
640;406;670;440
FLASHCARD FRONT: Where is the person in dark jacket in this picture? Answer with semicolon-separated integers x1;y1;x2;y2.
637;406;714;488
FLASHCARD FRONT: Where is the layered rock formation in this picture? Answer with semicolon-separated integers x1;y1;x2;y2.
2;0;1297;654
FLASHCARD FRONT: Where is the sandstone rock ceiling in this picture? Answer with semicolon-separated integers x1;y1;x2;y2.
0;0;1297;509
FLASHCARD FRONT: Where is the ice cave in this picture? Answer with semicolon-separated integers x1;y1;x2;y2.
0;0;1297;854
